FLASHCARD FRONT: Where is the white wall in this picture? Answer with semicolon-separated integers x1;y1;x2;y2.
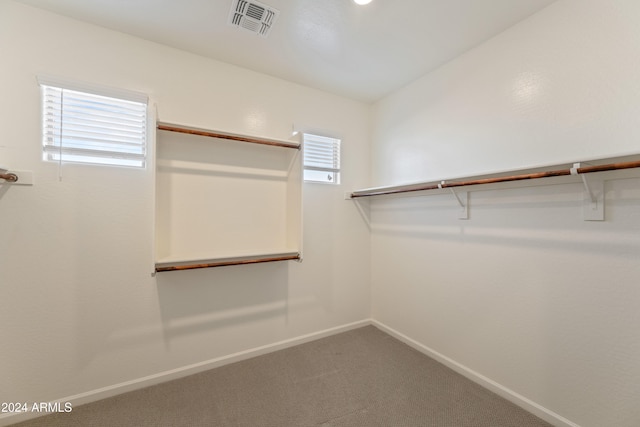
5;1;640;426
371;1;640;426
0;1;370;420
372;1;640;186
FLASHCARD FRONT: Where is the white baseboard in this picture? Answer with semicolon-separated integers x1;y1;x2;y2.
371;320;580;427
0;319;372;427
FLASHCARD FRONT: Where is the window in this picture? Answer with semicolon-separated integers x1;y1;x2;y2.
39;78;148;168
303;133;341;184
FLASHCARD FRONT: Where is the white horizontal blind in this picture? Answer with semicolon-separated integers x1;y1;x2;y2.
303;133;341;184
41;84;147;168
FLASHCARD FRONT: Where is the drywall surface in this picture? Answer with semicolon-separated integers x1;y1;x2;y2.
0;0;370;417
372;1;640;187
370;1;640;426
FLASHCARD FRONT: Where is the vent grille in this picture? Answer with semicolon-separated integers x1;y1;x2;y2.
228;0;279;37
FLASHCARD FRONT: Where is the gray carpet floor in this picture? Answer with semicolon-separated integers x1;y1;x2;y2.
11;325;552;426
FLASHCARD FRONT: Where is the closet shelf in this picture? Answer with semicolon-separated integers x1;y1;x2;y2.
157;122;300;150
349;158;640;198
154;121;303;273
155;251;301;272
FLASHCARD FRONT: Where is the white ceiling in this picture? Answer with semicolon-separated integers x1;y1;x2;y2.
16;0;557;102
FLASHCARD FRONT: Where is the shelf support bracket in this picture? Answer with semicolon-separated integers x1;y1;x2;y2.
571;163;604;221
0;170;33;186
439;181;468;220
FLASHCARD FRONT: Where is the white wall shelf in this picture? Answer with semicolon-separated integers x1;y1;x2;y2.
155;251;300;272
154;122;303;272
157;122;301;150
348;156;640;221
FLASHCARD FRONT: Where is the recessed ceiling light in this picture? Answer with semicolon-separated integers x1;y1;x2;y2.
353;0;372;5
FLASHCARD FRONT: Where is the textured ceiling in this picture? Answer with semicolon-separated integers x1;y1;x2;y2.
16;0;557;102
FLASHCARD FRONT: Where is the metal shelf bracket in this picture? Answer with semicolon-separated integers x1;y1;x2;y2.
439;181;468;220
571;163;604;221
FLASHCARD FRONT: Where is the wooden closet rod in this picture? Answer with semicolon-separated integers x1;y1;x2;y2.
351;159;640;198
0;173;18;183
155;253;300;272
157;123;300;150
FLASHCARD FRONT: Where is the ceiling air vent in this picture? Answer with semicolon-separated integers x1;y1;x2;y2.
228;0;279;37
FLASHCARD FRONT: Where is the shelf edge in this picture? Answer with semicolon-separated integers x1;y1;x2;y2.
157;122;300;150
155;252;300;272
350;158;640;198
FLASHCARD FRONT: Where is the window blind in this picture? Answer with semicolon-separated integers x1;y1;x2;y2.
41;84;148;168
303;133;341;184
